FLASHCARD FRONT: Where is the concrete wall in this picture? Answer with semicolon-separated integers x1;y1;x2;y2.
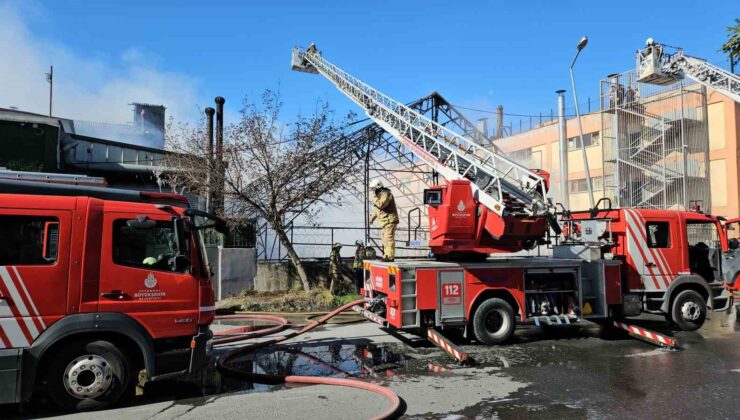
206;246;257;300
254;259;356;292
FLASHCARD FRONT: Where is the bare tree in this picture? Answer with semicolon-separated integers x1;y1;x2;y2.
166;90;368;291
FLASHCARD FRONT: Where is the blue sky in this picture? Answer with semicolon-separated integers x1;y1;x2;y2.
2;1;736;130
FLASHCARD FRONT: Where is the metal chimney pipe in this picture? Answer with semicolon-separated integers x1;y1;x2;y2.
204;107;215;213
215;97;225;161
214;97;225;215
495;105;504;139
556;90;569;209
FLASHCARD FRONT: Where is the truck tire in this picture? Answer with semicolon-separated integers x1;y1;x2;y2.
472;298;515;345
45;339;135;411
670;289;707;331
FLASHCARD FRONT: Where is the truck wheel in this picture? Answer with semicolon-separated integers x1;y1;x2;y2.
472;298;515;345
670;290;707;331
46;340;135;411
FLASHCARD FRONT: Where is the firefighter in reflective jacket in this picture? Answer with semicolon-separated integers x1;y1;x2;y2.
369;179;399;261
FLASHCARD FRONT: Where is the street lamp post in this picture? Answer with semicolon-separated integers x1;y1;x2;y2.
570;36;595;209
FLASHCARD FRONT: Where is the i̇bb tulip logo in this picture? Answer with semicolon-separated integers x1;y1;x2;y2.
452;200;470;217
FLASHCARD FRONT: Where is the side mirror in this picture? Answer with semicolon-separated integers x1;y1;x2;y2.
42;221;60;261
173;217;188;254
729;238;739;250
171;217;191;271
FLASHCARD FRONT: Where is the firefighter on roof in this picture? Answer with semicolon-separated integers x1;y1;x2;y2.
369;179;399;261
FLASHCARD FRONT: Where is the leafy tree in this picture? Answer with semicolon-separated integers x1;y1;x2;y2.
720;18;740;73
166;90;366;291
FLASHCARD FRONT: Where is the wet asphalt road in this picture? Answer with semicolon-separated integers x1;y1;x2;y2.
8;307;740;419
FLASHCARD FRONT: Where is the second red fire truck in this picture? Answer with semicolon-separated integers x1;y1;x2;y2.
0;180;221;410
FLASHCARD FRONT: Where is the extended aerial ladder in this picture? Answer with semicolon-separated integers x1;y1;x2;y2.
636;38;740;103
292;44;558;254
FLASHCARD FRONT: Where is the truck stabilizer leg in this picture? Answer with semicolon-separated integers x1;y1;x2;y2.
613;321;680;350
426;328;474;365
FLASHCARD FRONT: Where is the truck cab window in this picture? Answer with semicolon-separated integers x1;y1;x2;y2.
646;222;670;248
113;219;186;273
0;216;59;265
686;222;721;283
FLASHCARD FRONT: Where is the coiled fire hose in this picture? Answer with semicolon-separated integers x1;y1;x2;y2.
214;299;403;420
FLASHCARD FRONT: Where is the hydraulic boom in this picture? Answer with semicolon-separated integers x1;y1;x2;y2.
292;44;551;218
292;44;558;255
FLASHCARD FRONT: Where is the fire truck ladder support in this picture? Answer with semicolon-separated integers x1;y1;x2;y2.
291;44;550;217
352;305;474;364
426;328;474;365
612;321;680;350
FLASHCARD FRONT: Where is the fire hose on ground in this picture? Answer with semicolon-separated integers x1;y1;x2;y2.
213;299;403;420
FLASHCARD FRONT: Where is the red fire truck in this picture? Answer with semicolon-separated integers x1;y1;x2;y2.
0;180;220;410
359;181;736;345
291;44;738;347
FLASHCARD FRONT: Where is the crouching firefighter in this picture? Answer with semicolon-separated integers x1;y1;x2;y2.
369;179;399;262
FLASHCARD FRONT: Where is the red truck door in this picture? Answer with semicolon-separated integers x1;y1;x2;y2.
99;212;199;339
0;211;71;348
624;209;679;291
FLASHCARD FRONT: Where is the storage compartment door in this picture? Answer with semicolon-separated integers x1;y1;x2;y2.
438;270;465;323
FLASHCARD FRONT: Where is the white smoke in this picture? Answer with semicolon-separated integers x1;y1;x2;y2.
0;2;202;127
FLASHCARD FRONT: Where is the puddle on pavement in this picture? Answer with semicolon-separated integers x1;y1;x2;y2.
219;342;410;394
136;342;418;404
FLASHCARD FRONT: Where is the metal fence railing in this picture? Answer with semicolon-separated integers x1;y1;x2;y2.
256;223;429;262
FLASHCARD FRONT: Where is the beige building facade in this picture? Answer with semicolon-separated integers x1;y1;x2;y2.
493;87;740;218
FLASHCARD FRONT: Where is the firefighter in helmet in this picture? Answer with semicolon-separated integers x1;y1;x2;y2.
352;240;365;292
328;242;342;292
369;179;399;261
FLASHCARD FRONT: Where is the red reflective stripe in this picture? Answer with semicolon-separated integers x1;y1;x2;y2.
6;268;43;333
625;222;661;290
0;276;33;344
627;210;669;288
631;211;672;288
0;326;11;348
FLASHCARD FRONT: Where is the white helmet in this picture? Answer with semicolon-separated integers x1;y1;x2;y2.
355;240;364;246
645;37;655;47
333;242;342;248
369;179;383;190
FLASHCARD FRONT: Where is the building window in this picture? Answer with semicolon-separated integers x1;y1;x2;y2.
646;222;671;248
510;148;532;163
0;216;59;265
568;132;599;150
568;176;607;194
113;219;187;273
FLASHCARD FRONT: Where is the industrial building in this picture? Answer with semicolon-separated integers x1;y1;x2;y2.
0;103;169;192
493;73;739;218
